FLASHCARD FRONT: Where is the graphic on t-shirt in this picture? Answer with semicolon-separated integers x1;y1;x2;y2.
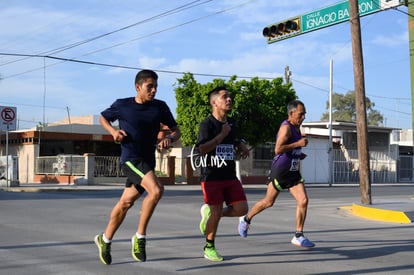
189;144;234;170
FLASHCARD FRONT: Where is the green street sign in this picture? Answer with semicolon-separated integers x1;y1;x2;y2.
301;0;380;33
263;0;404;44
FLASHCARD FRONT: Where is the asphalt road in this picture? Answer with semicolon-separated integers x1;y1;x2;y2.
0;184;413;275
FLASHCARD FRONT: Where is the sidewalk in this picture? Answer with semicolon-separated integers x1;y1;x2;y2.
0;182;124;192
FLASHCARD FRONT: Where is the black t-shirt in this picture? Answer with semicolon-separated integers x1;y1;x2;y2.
196;115;240;181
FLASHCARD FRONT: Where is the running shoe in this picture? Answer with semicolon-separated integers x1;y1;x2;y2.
238;216;249;238
203;246;223;261
131;235;146;262
94;233;112;265
291;235;315;248
199;204;210;235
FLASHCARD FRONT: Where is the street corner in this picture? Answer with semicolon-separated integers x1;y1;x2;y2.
339;203;413;224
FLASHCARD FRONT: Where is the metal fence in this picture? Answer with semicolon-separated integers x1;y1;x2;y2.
94;156;123;177
34;155;173;177
35;155;85;176
399;155;413;182
332;149;397;184
35;149;407;183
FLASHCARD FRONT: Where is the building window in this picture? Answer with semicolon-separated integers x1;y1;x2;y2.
253;142;274;169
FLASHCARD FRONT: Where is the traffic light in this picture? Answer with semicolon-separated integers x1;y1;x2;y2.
262;18;301;43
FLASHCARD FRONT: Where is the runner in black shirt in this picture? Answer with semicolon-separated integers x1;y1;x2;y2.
196;86;249;261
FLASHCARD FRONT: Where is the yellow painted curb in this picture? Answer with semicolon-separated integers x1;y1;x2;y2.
351;203;412;224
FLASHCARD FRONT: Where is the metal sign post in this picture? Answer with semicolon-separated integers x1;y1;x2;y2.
1;106;17;188
6;124;9;188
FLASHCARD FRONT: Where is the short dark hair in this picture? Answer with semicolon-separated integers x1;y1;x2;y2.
208;86;227;102
287;99;304;113
135;69;158;85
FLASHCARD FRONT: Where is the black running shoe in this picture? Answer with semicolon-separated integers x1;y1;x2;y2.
94;234;112;265
131;235;146;262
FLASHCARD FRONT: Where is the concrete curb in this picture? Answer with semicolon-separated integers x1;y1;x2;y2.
0;185;123;193
1;187;97;193
340;204;413;224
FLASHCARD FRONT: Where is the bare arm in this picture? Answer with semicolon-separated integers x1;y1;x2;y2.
274;124;308;155
99;115;127;143
157;125;181;149
199;122;231;155
237;142;250;159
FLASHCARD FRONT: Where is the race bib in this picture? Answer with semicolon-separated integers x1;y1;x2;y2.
290;158;299;171
289;148;302;171
215;144;234;161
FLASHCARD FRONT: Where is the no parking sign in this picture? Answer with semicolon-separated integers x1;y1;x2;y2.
0;106;17;131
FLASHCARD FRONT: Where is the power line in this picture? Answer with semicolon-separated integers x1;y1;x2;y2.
0;0;213;68
0;0;255;79
1;52;410;120
1;51;411;105
0;52;268;80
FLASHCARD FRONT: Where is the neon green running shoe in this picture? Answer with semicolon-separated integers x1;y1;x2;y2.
199;204;210;235
94;233;112;265
203;245;223;261
131;235;146;262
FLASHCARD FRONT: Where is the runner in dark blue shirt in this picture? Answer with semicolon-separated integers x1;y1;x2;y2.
94;69;181;265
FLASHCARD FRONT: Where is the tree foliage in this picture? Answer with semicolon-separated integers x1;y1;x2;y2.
321;91;384;126
174;73;297;147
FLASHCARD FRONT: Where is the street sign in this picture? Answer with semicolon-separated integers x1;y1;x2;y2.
302;0;379;33
301;0;402;33
0;106;17;131
264;0;404;43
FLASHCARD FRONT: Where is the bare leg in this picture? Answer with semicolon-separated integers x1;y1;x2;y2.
205;204;223;241
246;183;279;221
137;171;164;235
104;186;141;240
223;201;248;217
288;183;308;232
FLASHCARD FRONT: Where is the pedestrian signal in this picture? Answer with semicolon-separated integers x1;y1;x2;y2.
262;18;301;43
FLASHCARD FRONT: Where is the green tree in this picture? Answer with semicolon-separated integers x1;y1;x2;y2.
321;91;384;126
174;73;297;147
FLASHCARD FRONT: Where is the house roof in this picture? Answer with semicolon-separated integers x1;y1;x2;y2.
302;121;400;133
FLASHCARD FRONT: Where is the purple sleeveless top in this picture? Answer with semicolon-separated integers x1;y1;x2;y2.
271;120;303;173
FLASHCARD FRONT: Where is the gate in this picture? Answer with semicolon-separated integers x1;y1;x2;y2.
399;155;413;182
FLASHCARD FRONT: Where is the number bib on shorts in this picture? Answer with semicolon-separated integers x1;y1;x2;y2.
289;148;302;171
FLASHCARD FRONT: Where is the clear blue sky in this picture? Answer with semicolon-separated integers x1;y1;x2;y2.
0;0;411;130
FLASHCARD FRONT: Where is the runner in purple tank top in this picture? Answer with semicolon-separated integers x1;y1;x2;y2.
238;100;315;248
271;119;304;178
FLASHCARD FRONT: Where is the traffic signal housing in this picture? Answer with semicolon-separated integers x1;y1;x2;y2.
262;17;301;43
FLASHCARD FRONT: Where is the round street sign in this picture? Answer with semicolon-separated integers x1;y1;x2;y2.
0;106;17;131
1;107;16;122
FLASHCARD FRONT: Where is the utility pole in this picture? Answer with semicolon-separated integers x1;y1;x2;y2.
349;0;371;205
408;1;414;165
284;65;291;83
